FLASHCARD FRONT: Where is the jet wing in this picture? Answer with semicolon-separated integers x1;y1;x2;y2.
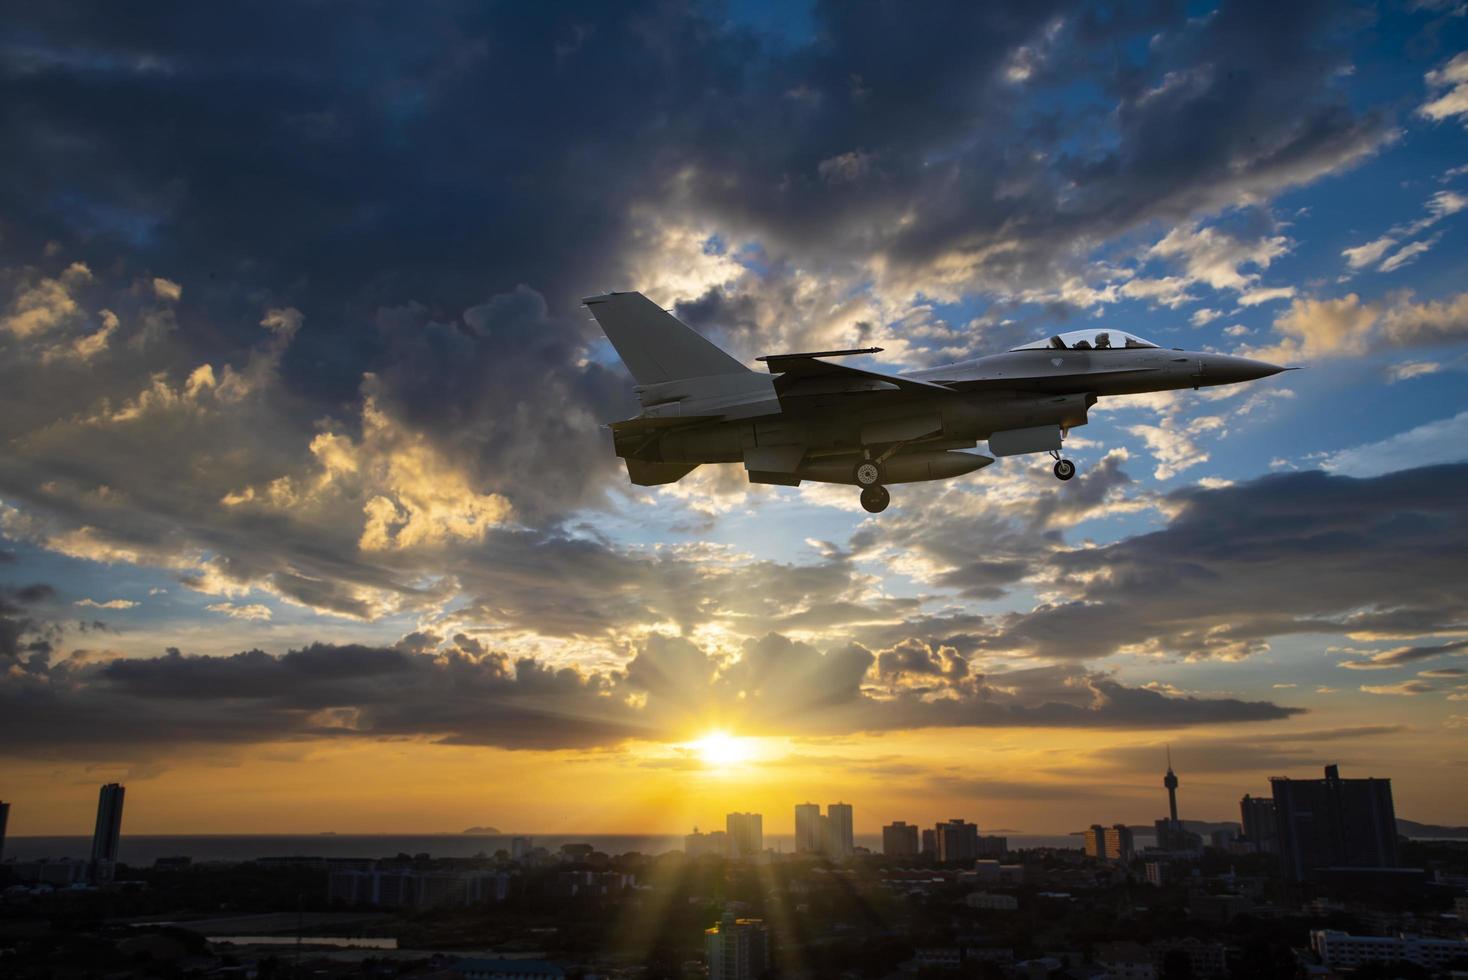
764;354;957;398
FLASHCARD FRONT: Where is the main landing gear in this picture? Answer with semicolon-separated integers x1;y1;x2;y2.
1049;450;1076;481
860;485;890;514
854;455;891;512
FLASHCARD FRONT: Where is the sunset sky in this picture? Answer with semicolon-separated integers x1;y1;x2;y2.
2;1;1467;839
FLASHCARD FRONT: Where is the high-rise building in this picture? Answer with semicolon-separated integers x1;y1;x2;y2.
794;803;822;855
920;828;936;857
1104;824;1135;863
706;910;768;980
1271;765;1399;882
90;783;125;881
510;836;534;861
0;801;8;862
883;821;920;857
934;818;979;862
726;812;763;859
1084;824;1105;859
1240;794;1279;853
826;803;854;859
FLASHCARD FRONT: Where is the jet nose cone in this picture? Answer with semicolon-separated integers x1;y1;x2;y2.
1237;356;1287;380
1205;354;1288;384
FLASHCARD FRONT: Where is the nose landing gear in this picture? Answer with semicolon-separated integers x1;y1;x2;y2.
1049;450;1076;481
859;485;890;513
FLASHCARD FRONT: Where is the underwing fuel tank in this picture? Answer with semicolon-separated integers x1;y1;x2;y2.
798;451;994;486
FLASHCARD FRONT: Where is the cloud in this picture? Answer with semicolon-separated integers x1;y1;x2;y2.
74;598;138;610
1419;51;1468;125
2;262;92;337
1378;234;1440;273
0;632;1302;759
1336;638;1468;670
1385;360;1442;383
1322;410;1468;477
1253;290;1468;360
981;464;1468;662
1360;680;1437;696
205;602;273;621
1341;236;1397;270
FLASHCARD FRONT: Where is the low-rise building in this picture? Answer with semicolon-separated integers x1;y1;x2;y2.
1310;929;1468;971
1095;941;1155;980
328;867;510;908
964;891;1018;911
453;959;564;980
1150;937;1226;978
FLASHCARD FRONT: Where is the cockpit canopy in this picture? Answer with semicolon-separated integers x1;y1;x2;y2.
1011;328;1159;352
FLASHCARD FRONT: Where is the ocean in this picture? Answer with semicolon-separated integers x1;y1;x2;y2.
3;833;1084;865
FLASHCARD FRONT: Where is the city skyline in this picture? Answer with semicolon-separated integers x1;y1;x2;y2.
1;0;1467;838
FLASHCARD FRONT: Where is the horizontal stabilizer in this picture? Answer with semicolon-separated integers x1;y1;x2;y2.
757;347;882;372
625;459;699;486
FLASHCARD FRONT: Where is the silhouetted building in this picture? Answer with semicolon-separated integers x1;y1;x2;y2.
935;818;978;862
685;828;728;858
1311;930;1468;972
1271;764;1399;882
706;910;768;980
794;803;822;854
1240;793;1278;853
0;800;8;861
90;783;125;881
510;836;533;861
826;802;854;858
10;858;88;887
726;812;762;858
883;821;920;857
976;834;1008;858
1084;824;1106;859
921;828;936;857
329;867;510;907
454;959;564;980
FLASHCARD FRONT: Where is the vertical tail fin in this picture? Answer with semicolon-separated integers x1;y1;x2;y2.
583;291;750;385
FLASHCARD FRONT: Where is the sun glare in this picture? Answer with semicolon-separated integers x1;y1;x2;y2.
692;730;752;767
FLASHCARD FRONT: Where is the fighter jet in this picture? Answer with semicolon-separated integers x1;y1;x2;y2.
584;291;1289;513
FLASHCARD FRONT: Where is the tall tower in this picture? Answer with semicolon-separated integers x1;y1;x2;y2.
90;783;126;881
1163;747;1179;823
0;800;9;861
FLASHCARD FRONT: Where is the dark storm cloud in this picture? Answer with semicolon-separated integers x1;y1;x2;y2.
981;464;1468;661
0;631;1299;759
0;582;57;662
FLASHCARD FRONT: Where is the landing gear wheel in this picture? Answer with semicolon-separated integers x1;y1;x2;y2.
1053;458;1076;481
854;460;884;487
859;485;890;514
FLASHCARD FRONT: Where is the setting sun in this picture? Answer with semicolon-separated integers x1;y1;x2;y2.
691;731;753;767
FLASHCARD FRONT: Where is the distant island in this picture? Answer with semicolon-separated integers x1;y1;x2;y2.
461;826;502;835
1397;818;1468;838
